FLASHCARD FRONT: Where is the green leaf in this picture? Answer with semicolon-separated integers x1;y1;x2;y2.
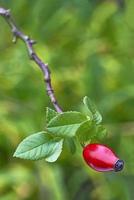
46;107;59;124
95;125;107;141
83;96;102;124
64;138;76;154
47;111;87;138
13;131;63;162
76;120;96;142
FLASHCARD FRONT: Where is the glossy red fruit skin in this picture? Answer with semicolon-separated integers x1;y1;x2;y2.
83;143;121;172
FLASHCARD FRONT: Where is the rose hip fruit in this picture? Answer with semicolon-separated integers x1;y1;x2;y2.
83;143;124;172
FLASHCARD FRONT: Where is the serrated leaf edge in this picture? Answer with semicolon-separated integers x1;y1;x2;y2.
13;131;63;161
47;111;87;127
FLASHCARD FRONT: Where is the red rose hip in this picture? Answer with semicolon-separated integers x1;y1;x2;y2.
83;143;124;172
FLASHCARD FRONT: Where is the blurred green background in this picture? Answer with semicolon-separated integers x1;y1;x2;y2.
0;0;134;199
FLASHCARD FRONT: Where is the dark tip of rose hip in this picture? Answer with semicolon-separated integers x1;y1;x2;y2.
114;160;124;172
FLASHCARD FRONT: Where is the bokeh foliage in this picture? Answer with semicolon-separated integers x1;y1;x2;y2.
0;0;134;199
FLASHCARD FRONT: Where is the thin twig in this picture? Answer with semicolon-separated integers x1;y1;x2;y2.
0;7;62;113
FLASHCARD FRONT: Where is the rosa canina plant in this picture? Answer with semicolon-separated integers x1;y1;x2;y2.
0;7;124;172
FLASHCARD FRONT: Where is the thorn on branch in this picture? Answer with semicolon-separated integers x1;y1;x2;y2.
24;35;30;41
29;52;35;60
12;35;17;43
30;40;36;45
5;9;10;17
0;8;10;17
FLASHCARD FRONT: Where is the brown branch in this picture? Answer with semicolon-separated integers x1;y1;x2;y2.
0;7;62;113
